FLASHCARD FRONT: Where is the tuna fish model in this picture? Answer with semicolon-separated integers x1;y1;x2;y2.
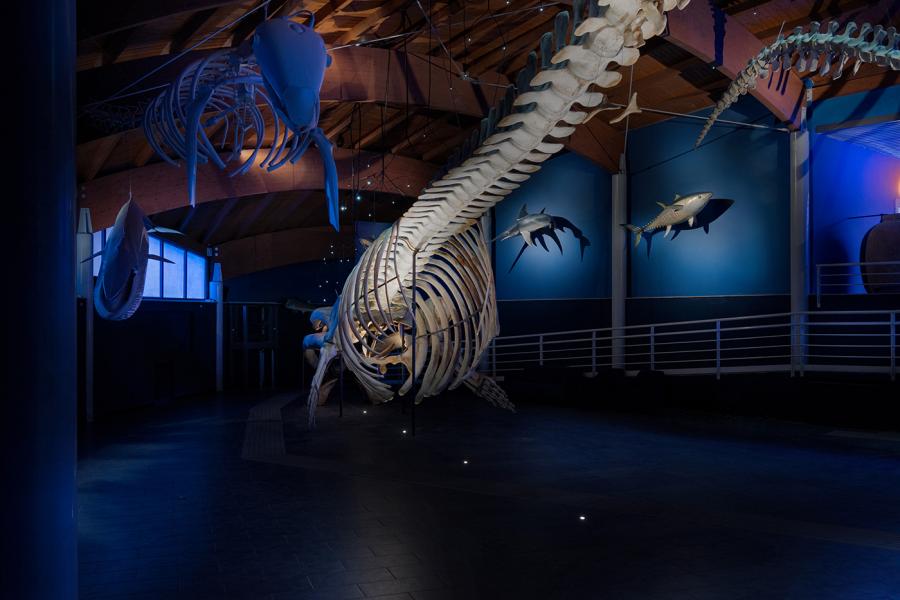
624;192;713;247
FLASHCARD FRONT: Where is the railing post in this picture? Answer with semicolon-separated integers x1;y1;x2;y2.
715;320;721;380
491;340;497;378
791;312;807;377
539;335;544;367
591;330;597;374
650;326;656;371
891;312;896;382
816;264;821;308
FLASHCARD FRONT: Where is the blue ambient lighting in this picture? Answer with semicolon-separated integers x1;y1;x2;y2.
94;228;208;300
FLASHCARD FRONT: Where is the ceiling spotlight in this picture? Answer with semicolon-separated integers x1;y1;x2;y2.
402;429;407;435
356;194;362;201
462;459;469;465
578;515;586;521
362;410;367;414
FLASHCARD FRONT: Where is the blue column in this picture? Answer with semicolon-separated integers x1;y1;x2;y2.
3;1;78;598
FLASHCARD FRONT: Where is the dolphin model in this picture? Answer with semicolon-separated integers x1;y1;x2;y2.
496;205;590;272
85;197;181;320
623;192;713;247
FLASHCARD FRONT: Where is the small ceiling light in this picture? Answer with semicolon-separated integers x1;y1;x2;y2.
362;409;367;414
578;515;586;521
402;429;408;435
462;459;469;465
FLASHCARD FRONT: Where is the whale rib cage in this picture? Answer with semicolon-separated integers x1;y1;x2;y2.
696;20;900;147
311;0;694;420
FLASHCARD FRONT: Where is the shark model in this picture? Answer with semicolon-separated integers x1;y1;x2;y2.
623;192;713;247
84;197;182;320
496;205;591;272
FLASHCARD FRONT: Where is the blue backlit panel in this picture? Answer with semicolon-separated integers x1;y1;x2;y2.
186;252;207;299
162;242;185;298
143;237;161;297
92;230;104;276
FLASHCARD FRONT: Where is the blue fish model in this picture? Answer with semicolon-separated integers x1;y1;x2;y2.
86;198;179;321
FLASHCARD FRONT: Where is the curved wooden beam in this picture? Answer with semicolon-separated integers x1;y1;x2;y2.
663;1;805;129
218;225;355;280
81;149;436;230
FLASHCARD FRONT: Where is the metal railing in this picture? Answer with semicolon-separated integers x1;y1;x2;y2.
489;310;897;381
816;261;900;307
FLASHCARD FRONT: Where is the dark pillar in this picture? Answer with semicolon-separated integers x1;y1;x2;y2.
3;1;78;598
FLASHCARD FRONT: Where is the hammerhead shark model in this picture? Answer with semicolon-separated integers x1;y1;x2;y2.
496;205;591;272
624;192;713;247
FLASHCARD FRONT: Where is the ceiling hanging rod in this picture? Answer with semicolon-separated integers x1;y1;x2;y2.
607;103;790;133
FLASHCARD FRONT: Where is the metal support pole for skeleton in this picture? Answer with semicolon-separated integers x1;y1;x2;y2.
611;154;627;370
411;249;417;437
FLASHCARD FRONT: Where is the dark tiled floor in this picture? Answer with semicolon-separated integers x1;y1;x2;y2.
78;388;900;599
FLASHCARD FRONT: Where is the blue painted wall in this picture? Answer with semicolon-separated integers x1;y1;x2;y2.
808;87;900;293
627;96;790;297
494;152;612;300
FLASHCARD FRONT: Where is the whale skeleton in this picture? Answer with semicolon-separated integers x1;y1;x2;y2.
305;0;694;425
696;20;900;147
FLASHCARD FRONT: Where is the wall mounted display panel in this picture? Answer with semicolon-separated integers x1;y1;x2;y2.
628;96;790;297
494;152;612;301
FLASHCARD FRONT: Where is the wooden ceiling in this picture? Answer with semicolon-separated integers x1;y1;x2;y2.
75;0;899;273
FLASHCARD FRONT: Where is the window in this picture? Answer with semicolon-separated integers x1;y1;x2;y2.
91;228;208;301
162;242;186;298
143;237;161;298
186;252;207;299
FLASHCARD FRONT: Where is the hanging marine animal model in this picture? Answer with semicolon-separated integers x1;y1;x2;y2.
85;198;181;321
143;11;339;230
496;204;591;272
304;0;694;427
696;20;900;146
623;192;712;247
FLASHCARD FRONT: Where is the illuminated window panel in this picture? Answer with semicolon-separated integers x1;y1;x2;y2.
92;230;104;276
186;252;207;299
143;237;162;298
162;242;186;299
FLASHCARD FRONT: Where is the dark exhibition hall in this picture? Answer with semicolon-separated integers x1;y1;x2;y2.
5;0;900;598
